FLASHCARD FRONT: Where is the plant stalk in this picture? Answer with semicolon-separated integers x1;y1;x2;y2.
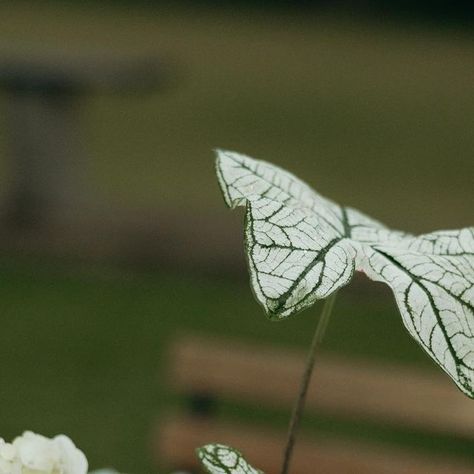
280;292;338;474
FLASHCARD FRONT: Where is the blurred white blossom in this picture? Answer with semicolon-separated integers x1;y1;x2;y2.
0;431;87;474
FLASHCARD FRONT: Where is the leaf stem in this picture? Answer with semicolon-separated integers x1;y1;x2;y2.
280;292;338;474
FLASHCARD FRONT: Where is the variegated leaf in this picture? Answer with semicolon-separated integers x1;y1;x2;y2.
216;150;474;397
197;444;263;474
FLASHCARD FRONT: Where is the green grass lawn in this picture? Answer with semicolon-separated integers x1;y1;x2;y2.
1;258;471;472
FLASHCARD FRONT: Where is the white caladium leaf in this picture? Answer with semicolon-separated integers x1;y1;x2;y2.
197;444;263;474
216;150;474;398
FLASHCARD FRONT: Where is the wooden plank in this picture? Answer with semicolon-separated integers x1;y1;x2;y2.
169;336;474;438
0;51;166;94
155;416;474;474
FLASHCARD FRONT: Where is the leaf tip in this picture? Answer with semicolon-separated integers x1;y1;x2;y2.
214;148;232;163
195;445;205;459
214;149;239;209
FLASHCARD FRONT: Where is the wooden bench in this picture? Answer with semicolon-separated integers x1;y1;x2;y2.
0;49;168;230
154;335;474;473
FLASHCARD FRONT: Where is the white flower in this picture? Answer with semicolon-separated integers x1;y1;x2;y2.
0;439;18;474
0;431;87;474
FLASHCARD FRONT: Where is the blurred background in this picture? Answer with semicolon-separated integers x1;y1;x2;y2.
0;1;473;472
